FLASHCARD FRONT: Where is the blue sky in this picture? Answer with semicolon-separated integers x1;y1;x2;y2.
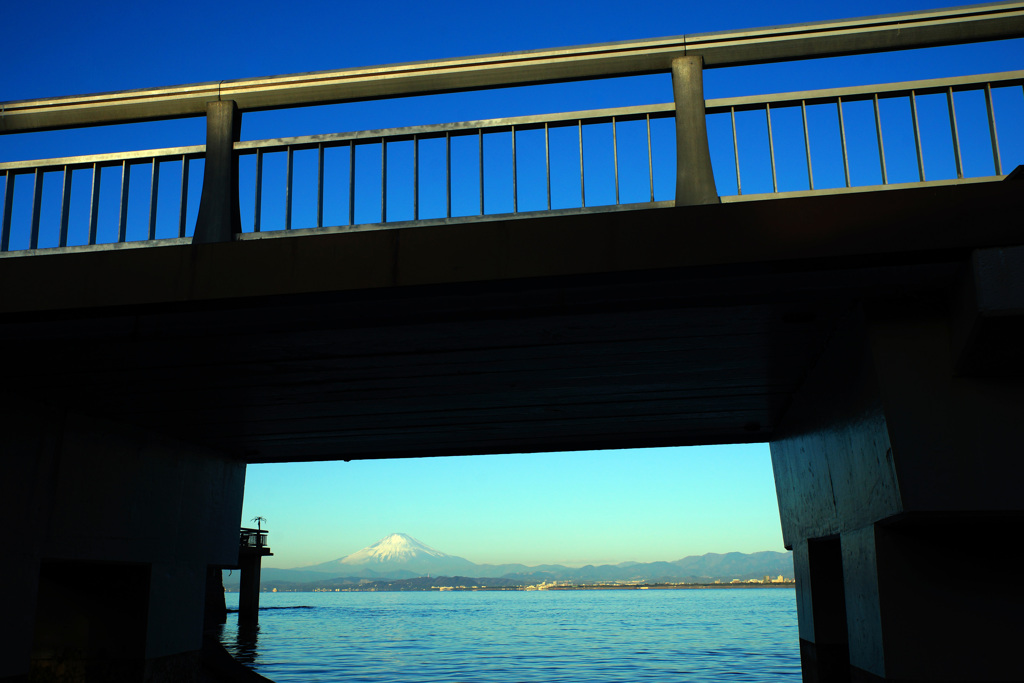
4;1;1023;567
242;446;782;568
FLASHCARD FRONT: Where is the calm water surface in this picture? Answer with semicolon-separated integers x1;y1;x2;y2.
220;588;799;682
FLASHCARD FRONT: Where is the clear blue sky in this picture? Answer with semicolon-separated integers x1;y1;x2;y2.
4;1;1022;568
242;446;782;568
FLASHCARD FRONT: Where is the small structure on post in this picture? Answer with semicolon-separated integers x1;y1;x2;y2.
237;525;272;624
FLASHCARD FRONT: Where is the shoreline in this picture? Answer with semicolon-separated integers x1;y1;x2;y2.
230;581;796;594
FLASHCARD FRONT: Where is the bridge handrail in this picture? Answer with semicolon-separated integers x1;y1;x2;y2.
706;69;1024;110
0;145;205;174
2;2;1023;134
2;68;1022;250
1;146;203;250
706;69;1024;191
5;66;1021;173
233;103;678;152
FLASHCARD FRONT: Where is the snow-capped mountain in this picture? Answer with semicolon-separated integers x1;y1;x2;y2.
300;533;478;577
343;533;448;563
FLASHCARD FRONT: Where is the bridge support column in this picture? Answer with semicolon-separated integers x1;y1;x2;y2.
671;56;718;206
237;551;264;625
193;99;242;244
770;264;1024;682
0;392;246;682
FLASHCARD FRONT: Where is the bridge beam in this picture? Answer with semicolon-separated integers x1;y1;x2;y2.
671;57;719;206
770;257;1024;681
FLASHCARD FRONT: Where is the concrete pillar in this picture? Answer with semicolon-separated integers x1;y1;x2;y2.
238;553;264;625
204;565;228;628
793;536;850;683
0;391;245;682
840;519;1019;682
193;100;242;244
771;258;1024;681
671;56;719;206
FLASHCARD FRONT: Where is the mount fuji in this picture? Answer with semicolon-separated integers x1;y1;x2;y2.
299;533;479;578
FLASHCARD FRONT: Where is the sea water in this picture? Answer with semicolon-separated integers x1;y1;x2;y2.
220;588;800;682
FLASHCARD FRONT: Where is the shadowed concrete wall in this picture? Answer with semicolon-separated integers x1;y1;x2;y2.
0;391;245;683
770;252;1024;682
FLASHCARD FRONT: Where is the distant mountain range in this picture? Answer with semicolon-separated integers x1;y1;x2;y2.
224;533;793;590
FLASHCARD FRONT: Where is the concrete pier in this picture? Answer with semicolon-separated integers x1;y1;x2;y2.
770;248;1024;681
0;391;245;683
235;529;272;625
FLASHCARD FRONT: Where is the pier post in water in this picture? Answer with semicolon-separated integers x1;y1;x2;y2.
237;527;272;625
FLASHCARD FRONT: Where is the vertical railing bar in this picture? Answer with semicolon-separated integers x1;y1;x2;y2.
317;142;325;228
731;106;741;196
59;165;72;247
479;129;484;216
29;168;43;249
545;122;551;210
1;171;14;252
801;100;814;191
445;132;451;218
117;160;130;243
909;91;925;182
381;139;387;223
413;134;420;220
88;163;100;245
836;98;850;188
947;86;964;180
984;83;1003;176
578;120;586;208
646;114;654;202
179;155;190;237
253;149;263;232
873;94;888;185
285;145;294;229
348;141;356;226
766;104;779;193
148;158;159;241
612;116;620;205
512;125;518;213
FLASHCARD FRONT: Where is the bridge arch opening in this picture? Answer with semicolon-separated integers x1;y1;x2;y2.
219;443;797;681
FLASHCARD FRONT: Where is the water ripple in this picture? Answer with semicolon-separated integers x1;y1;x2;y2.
222;588;801;682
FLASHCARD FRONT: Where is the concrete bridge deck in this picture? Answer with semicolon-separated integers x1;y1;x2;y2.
2;176;1018;462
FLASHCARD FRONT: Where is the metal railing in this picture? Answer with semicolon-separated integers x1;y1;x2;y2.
235;103;676;233
1;3;1023;253
707;70;1024;198
239;528;269;548
1;147;203;251
2;70;1022;250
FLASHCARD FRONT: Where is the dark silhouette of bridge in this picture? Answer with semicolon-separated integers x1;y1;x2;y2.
2;3;1023;682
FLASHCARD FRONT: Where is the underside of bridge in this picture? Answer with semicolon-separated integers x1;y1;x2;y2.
2;176;1023;681
1;179;1018;460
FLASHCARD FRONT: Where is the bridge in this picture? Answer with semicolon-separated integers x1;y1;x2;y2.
2;3;1023;682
